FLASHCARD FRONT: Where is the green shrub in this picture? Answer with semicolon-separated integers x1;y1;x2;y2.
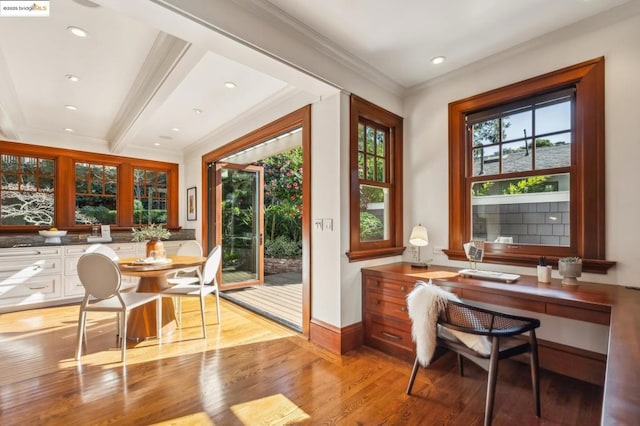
265;236;302;258
360;212;383;240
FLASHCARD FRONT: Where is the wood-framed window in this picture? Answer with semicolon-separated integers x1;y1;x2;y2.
446;57;614;273
133;168;169;225
75;162;118;225
0;153;55;226
347;95;404;262
0;141;178;231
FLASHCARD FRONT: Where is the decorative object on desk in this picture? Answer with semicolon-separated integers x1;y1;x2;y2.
558;257;582;286
409;224;429;268
458;268;520;283
38;228;67;244
131;223;171;259
537;256;552;283
463;240;484;270
187;186;197;221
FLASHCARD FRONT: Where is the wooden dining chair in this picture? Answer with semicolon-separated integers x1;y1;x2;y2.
75;252;161;363
407;298;541;426
161;245;221;337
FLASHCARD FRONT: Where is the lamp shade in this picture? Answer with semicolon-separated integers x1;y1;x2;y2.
409;225;429;246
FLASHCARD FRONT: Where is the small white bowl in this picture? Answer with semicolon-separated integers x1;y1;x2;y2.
39;230;68;243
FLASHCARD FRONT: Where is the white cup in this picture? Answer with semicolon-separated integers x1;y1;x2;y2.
537;265;552;283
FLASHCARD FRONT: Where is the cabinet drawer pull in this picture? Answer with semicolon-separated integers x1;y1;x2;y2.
400;285;406;291
28;286;47;290
400;306;408;312
375;299;381;305
374;280;380;287
381;331;401;340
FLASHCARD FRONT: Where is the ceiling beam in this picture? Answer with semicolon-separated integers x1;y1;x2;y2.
108;32;192;153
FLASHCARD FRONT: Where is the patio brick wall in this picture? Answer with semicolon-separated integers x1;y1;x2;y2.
264;257;302;275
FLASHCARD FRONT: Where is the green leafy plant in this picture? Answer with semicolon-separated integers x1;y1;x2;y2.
559;256;581;263
359;211;383;241
265;235;302;258
131;223;171;241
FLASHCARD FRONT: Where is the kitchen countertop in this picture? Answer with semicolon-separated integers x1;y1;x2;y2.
0;229;196;249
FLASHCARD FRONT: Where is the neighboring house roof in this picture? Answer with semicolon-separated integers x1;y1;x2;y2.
477;144;570;176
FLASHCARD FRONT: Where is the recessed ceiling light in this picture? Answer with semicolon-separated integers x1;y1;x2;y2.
431;56;446;65
224;81;237;89
64;128;74;132
171;127;180;132
67;26;88;38
192;108;203;115
65;74;80;82
64;104;78;111
153;142;161;146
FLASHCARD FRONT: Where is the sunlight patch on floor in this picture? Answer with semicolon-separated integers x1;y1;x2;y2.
230;394;310;425
150;412;215;425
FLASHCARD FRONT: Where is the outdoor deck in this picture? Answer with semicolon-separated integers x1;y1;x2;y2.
221;271;302;331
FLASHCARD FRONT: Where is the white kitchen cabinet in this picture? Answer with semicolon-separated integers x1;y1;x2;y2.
0;240;194;312
0;247;63;310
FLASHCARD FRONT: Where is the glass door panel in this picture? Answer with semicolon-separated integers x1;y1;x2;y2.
215;162;264;290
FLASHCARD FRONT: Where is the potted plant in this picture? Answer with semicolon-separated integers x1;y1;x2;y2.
558;257;582;286
131;224;171;258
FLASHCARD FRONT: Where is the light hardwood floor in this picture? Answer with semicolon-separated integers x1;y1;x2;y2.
0;298;602;425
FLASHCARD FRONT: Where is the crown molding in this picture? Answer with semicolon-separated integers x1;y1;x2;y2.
244;0;405;96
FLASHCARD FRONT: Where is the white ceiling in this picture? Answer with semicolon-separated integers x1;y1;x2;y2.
0;0;636;156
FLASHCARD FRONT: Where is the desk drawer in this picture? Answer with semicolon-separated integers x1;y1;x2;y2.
364;313;414;359
365;276;412;296
462;288;546;313
365;291;410;321
547;303;611;325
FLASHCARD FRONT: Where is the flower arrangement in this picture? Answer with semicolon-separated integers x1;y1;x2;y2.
131;223;171;242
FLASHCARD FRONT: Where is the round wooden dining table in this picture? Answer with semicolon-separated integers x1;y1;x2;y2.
118;255;207;340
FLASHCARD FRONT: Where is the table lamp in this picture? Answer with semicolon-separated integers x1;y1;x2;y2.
409;224;429;268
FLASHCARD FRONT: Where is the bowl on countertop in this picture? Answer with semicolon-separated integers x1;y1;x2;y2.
38;230;67;243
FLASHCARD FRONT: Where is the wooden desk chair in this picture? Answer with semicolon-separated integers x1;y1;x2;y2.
407;299;541;426
75;253;161;363
161;246;221;337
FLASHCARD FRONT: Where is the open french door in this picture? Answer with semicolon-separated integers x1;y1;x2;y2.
213;162;264;290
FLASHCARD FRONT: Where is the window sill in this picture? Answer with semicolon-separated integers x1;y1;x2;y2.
443;249;616;274
346;246;406;262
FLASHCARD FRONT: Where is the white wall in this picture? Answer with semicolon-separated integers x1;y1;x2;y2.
403;12;640;288
310;93;343;325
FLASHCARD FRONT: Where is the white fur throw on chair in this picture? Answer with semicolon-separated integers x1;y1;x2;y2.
406;280;450;367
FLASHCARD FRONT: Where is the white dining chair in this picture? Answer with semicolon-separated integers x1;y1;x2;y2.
167;240;204;323
75;252;161;363
161;245;221;337
168;240;203;283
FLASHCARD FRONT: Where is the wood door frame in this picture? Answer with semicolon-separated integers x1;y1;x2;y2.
215;162;264;291
202;105;311;338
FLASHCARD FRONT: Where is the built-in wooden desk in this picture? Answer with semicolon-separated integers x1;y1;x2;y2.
360;262;639;425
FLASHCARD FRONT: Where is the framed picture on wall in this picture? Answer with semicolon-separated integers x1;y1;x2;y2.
187;186;197;221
